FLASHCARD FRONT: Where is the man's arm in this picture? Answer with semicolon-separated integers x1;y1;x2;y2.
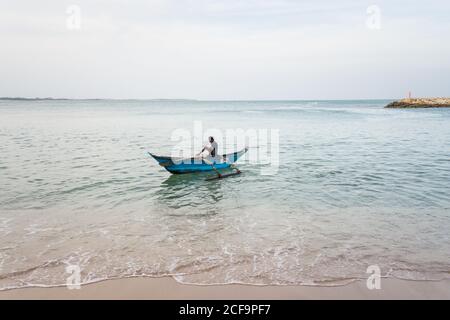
196;147;206;157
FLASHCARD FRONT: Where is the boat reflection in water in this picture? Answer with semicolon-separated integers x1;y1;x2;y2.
154;170;239;216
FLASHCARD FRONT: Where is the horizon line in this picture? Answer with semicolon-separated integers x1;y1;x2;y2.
0;97;398;102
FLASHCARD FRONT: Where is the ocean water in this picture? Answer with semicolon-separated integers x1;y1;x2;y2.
0;99;449;289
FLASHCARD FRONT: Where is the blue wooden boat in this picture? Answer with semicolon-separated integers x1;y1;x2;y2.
149;148;248;175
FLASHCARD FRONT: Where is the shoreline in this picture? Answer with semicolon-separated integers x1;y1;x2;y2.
1;277;449;300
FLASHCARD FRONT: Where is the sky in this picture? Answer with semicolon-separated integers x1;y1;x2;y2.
1;0;450;100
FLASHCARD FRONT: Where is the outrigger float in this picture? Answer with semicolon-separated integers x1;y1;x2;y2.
149;148;248;180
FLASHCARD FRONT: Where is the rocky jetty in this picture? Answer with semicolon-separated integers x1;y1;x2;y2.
385;98;450;108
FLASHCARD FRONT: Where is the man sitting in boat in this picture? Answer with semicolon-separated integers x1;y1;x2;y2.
196;136;225;178
197;136;218;159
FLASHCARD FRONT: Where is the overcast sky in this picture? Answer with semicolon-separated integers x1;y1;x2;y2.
1;0;450;100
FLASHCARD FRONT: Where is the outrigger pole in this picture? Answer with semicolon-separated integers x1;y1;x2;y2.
203;158;242;181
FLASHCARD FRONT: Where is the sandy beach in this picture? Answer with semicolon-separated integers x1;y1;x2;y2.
0;277;449;300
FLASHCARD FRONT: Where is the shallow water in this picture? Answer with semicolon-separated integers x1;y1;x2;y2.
0;99;449;289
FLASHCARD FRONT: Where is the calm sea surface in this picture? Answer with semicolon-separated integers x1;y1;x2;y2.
0;99;449;289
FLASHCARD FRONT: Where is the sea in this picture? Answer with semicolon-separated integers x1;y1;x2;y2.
0;99;449;290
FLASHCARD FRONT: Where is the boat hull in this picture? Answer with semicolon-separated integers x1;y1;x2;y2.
149;148;248;174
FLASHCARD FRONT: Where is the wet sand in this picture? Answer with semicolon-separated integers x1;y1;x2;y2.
0;277;449;300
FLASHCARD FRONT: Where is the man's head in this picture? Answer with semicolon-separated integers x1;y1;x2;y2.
209;136;214;143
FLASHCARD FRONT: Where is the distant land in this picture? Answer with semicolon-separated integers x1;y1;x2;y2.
386;98;450;109
0;97;198;101
0;97;395;102
0;97;70;101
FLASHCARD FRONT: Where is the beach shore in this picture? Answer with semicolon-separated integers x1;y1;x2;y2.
0;277;449;300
